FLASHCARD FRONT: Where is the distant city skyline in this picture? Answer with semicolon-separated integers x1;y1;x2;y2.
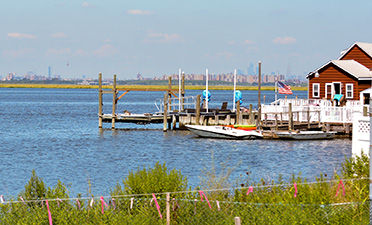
0;61;305;82
1;1;371;79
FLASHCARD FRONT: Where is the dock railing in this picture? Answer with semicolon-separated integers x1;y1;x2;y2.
262;99;363;124
155;96;197;113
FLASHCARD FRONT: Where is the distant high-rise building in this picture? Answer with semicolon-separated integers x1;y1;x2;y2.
48;66;51;78
237;69;245;75
247;63;255;75
287;64;291;78
137;73;143;80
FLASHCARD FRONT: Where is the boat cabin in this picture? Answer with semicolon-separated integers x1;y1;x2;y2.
307;42;372;105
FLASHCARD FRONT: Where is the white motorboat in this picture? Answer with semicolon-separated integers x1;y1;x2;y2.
275;130;336;140
186;125;263;139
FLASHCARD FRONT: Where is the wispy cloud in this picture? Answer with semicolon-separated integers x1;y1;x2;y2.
103;38;111;43
3;48;35;57
93;44;119;57
46;48;71;56
205;51;235;61
273;37;297;45
74;49;88;56
144;32;185;43
7;33;36;39
243;40;255;45
50;33;68;38
82;2;94;7
227;40;236;45
127;9;155;15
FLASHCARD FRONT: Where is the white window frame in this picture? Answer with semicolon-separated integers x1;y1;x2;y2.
325;83;332;99
313;83;320;98
346;83;353;99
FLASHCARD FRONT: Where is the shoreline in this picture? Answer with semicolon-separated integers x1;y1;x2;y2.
0;83;308;91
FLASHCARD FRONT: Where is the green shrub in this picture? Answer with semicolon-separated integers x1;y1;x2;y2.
20;169;47;200
111;161;189;196
341;152;369;179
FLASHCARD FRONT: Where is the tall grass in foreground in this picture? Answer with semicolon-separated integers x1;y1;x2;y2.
0;154;368;224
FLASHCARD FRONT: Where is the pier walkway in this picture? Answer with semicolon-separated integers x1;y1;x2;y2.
98;74;360;137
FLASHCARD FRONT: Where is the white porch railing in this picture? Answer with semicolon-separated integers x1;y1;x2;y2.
262;99;363;124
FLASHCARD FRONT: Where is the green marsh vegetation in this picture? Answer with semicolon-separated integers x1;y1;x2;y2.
0;154;368;224
0;83;307;91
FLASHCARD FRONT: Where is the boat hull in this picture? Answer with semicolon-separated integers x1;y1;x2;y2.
186;125;263;139
275;131;336;140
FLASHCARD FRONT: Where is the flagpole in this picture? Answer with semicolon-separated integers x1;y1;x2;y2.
233;69;237;112
275;76;277;102
206;69;208;113
275;76;278;114
178;68;181;111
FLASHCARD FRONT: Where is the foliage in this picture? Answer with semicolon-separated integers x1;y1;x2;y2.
46;180;70;199
20;169;47;200
341;152;369;179
199;151;241;200
1;157;369;224
111;161;189;197
20;169;70;202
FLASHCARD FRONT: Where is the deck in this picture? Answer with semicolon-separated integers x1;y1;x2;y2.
97;74;362;137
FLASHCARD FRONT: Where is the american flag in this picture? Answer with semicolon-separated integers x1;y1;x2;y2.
277;81;293;94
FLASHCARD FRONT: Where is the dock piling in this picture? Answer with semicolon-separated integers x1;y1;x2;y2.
111;74;117;129
181;73;185;112
288;103;293;130
163;93;168;132
236;100;240;124
98;73;103;128
196;95;201;125
168;76;172;112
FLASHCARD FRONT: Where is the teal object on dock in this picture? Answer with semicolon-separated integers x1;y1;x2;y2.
333;94;343;101
202;90;211;102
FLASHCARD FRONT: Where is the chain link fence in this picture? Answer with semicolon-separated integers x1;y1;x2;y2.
0;182;369;224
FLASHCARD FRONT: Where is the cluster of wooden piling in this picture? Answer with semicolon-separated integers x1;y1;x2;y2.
98;73;186;130
98;73;260;131
98;72;351;136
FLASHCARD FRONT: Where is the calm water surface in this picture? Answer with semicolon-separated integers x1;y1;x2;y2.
0;88;351;197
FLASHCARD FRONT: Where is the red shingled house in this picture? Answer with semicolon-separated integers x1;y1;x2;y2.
306;42;372;104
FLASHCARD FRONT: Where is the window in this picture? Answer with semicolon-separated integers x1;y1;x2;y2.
325;83;332;99
346;84;353;99
313;83;320;98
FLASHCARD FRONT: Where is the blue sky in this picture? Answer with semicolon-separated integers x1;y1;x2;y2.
1;0;371;79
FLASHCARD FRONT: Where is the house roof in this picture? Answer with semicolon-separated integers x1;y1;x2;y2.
307;60;372;80
338;42;372;59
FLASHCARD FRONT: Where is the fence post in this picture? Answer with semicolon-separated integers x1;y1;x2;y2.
369;97;372;224
166;192;170;225
234;217;241;225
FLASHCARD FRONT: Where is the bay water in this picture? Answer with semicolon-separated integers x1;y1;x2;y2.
0;88;351;198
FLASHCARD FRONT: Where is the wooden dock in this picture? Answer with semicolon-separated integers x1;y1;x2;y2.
97;74;353;137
